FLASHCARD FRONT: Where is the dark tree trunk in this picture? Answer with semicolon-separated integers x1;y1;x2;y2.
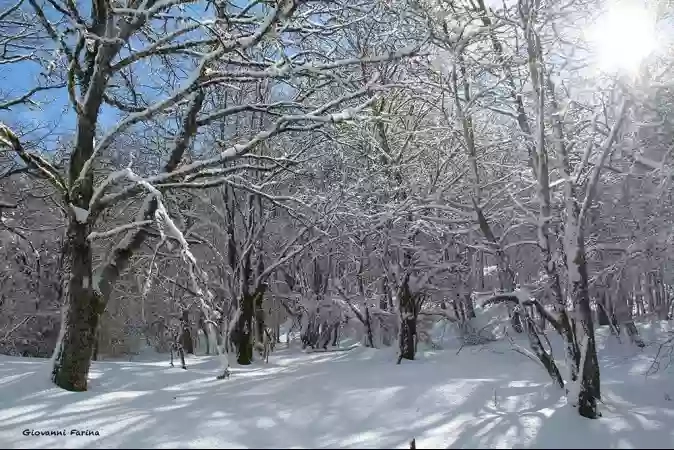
319;321;336;349
459;302;467;322
51;220;102;392
624;321;645;348
487;294;564;388
236;292;255;365
301;312;319;349
398;280;417;362
255;293;265;345
236;285;267;365
523;315;564;389
381;277;391;311
597;294;611;326
464;294;476;318
364;306;375;348
169;338;187;370
180;309;194;354
399;315;416;361
511;309;523;333
569;214;601;419
92;327;100;362
452;298;461;321
178;345;186;369
578;330;600;418
199;315;209;355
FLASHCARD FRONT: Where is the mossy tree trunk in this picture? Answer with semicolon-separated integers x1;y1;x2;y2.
51;219;102;391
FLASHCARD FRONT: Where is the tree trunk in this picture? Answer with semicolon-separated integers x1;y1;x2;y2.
578;329;600;419
236;292;255;365
624;321;645;348
655;270;668;319
178;344;187;369
92;327;100;362
399;315;416;361
51;220;102;392
452;298;461;321
380;277;389;310
199;315;210;355
568;212;601;419
180;309;194;354
398;280;416;362
236;285;266;365
301;312;319;349
364;305;375;348
597;294;611;326
464;294;476;318
255;293;265;345
511;309;523;333
332;324;339;346
524;314;564;388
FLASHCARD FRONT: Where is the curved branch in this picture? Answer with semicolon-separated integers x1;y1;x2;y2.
482;294;563;335
0;123;67;193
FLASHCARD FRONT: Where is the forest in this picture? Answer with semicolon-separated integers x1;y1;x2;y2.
1;0;674;445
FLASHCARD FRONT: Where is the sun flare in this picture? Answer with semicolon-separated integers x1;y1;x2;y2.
588;1;657;74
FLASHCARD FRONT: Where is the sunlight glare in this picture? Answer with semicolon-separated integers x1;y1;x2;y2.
588;1;657;74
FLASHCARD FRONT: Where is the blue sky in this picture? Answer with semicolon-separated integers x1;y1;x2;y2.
0;44;120;152
0;0;215;152
0;0;339;156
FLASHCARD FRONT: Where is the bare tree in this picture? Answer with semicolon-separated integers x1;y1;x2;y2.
0;0;422;391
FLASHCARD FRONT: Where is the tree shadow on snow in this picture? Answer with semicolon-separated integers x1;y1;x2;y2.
0;350;515;449
445;379;674;449
2;349;672;449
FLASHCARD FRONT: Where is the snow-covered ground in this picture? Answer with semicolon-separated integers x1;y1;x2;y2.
1;323;674;449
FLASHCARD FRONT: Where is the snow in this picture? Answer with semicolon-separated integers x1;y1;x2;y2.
1;325;674;449
483;265;498;276
70;204;90;224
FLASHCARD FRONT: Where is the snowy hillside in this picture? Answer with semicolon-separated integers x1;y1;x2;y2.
1;323;673;449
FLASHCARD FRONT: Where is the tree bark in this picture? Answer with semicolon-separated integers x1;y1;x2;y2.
568;205;601;419
332;324;339;347
180;309;194;355
236;292;255;365
597;294;611;326
236;284;266;365
255;293;265;345
51;220;102;391
398;278;417;362
364;305;375;348
464;294;476;318
92;326;100;362
199;314;210;355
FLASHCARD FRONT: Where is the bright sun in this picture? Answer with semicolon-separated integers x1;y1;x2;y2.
588;1;657;74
